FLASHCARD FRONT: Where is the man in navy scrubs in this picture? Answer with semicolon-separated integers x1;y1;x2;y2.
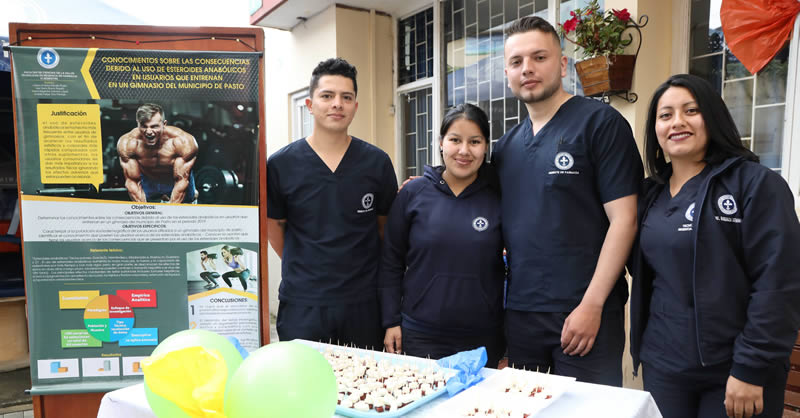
493;17;642;385
266;58;398;348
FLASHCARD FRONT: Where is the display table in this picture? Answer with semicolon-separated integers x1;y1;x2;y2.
97;368;662;417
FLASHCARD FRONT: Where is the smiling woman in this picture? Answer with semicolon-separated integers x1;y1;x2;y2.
379;103;506;368
630;73;800;418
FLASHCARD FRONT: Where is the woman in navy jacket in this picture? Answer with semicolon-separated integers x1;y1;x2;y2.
379;104;505;367
629;74;800;418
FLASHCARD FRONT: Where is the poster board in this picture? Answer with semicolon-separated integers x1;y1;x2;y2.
8;23;267;418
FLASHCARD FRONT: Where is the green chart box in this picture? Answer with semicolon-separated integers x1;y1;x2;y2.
61;329;102;348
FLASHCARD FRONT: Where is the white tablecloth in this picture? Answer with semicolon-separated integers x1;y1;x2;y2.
97;370;662;418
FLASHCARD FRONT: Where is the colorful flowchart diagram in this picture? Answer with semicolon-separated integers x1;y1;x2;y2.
84;294;135;342
58;289;159;348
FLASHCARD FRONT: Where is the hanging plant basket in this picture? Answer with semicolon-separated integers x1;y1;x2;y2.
575;54;636;97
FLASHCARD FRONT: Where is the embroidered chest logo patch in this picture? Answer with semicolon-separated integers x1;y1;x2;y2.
361;193;374;210
717;194;737;215
472;217;489;232
554;152;575;170
685;202;695;222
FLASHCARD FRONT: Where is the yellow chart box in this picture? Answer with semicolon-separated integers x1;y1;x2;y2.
59;290;100;309
36;103;103;191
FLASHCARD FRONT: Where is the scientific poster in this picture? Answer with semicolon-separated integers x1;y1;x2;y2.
10;46;261;394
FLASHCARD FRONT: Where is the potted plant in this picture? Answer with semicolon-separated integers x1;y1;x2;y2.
558;0;641;97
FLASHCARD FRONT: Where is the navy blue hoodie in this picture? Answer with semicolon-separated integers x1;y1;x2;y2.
629;157;800;385
378;165;505;336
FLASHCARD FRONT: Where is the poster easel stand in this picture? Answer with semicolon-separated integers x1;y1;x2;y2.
8;23;268;418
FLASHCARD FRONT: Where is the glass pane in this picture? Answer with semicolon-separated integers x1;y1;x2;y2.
446;72;455;106
427;130;433;154
505;97;518;119
405;97;417;132
690;0;723;56
689;54;723;95
753;106;784;170
406;134;416;166
505;0;517;21
427;94;433;131
398;8;435;85
491;98;504;140
492;14;504;27
478;0;490;33
479;81;490;102
417;116;426;146
416;12;425;40
455;87;466;105
467;64;478;102
722;79;753;138
724;49;751;80
490;0;502;16
466;0;476;25
756;45;789;106
490;57;504;99
505;119;519;132
454;10;464;41
417;150;427;172
535;0;548;15
478;56;490;83
445;0;453;35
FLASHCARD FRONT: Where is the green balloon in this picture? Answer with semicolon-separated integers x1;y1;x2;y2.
146;329;244;418
151;329;243;381
224;342;337;418
144;383;192;418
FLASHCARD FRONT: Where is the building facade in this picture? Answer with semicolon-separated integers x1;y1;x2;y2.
252;0;800;387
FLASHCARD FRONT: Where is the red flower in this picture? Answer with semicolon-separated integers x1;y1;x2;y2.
562;17;579;33
613;8;631;22
570;10;577;17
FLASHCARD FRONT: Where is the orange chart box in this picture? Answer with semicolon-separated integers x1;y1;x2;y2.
59;290;100;309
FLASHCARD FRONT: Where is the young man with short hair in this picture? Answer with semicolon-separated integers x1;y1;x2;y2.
267;58;398;348
493;17;643;385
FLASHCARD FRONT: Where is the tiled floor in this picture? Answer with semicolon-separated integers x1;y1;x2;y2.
0;406;33;418
0;366;31;417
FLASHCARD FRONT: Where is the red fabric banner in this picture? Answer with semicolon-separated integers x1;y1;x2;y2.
721;0;800;75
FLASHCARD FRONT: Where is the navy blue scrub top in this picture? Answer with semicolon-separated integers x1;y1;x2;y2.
379;165;505;336
639;166;711;372
267;137;398;305
491;96;643;312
